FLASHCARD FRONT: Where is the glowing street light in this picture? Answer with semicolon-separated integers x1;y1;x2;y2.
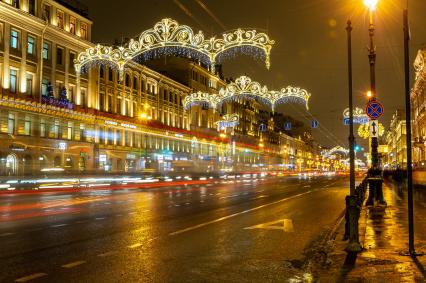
366;90;373;98
364;0;378;10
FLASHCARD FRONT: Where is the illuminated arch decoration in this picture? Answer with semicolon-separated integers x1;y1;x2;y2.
217;76;270;106
74;18;275;80
182;91;221;110
358;123;384;139
215;114;240;130
323;146;349;159
183;75;311;112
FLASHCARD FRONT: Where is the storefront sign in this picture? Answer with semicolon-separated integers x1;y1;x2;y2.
127;154;136;160
105;120;118;126
58;142;67;150
121;123;137;129
99;154;107;162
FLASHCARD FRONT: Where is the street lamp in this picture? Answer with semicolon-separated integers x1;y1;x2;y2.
363;0;378;10
364;0;380;170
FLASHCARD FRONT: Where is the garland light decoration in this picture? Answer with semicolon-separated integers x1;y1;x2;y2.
215;114;240;130
358;122;384;139
183;75;311;112
74;18;275;80
323;146;349;158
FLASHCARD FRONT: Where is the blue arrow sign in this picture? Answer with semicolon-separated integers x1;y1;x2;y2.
285;122;292;131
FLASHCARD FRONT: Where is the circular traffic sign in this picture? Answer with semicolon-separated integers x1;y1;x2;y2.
366;100;384;120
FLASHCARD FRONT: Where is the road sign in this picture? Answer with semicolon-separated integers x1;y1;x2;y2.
311;120;319;129
285;122;292;131
366;100;384;120
259;124;267;132
369;120;379;138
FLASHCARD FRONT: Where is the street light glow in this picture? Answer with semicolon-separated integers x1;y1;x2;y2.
364;0;378;10
367;90;373;98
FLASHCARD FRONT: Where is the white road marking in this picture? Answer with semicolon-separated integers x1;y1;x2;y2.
61;260;86;268
0;232;15;237
115;214;123;217
303;185;311;188
244;219;295;232
128;212;136;215
15;273;47;282
169;191;312;236
95;217;105;220
252;195;268;200
97;251;118;257
128;243;142;249
51;224;67;228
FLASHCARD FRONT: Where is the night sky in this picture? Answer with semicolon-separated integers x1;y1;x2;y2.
83;0;426;149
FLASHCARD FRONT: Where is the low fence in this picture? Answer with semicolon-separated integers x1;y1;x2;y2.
344;176;368;252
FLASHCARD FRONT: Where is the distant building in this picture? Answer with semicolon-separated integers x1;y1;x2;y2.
412;48;426;168
385;110;406;169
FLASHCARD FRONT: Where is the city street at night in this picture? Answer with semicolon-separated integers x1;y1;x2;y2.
2;0;426;281
0;175;347;282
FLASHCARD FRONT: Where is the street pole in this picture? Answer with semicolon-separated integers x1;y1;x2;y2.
347;20;356;197
368;8;379;168
345;20;362;252
402;8;418;256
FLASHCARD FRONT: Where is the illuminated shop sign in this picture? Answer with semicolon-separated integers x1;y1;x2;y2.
104;120;137;129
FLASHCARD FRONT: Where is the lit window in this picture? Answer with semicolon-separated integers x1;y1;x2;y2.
69;17;76;34
26;73;33;96
40;118;46;137
24;116;31;136
10;30;19;49
41;78;48;96
56;10;64;29
27;35;35;55
9;69;17;93
43;42;49;59
67;122;73;140
8;113;15;134
80;23;88;40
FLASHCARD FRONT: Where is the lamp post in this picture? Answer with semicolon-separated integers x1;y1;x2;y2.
364;0;380;169
345;19;362;252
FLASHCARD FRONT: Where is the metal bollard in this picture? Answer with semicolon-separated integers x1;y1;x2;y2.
345;195;363;253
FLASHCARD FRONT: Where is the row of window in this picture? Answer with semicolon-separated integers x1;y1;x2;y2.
9;28;77;65
6;0;88;40
42;4;88;39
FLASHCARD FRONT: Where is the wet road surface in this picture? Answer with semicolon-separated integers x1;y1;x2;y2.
0;175;349;282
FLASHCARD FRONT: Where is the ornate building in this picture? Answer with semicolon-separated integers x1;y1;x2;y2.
412;48;426;168
385;110;406;169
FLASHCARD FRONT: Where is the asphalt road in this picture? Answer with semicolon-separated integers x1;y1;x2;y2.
0;175;349;283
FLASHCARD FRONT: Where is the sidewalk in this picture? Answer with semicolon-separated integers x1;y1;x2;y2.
315;181;426;282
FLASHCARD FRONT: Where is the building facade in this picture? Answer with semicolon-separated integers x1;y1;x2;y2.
412;48;426;168
0;0;328;175
384;110;407;169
